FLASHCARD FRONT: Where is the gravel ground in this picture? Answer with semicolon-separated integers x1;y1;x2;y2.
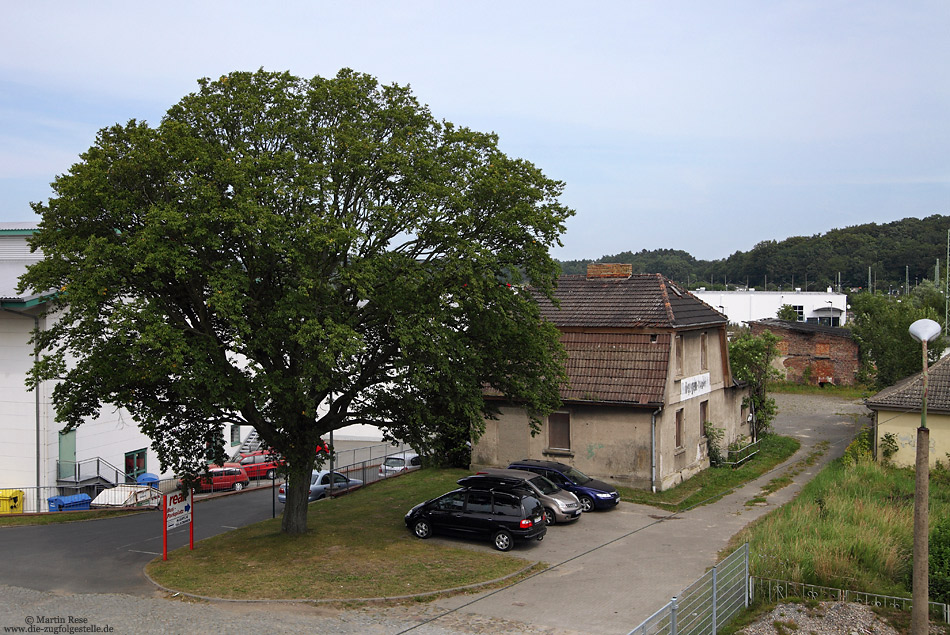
737;601;900;635
0;584;581;635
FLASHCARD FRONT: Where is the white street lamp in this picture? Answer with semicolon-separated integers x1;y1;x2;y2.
908;318;941;634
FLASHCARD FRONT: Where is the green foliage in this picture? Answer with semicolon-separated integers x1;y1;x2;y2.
777;304;799;321
20;69;573;534
841;426;874;468
729;331;781;438
557;215;950;291
931;516;950;604
704;422;725;467
848;291;946;388
880;432;899;466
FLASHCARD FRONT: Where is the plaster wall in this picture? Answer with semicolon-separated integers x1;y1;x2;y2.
875;410;950;468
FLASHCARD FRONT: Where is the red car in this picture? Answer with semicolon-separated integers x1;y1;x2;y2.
181;466;250;493
236;450;284;480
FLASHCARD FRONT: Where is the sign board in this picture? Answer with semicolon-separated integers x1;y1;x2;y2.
165;491;192;530
162;490;195;560
680;372;711;400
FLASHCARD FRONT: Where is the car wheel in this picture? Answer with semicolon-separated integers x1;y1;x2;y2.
492;529;513;552
413;520;432;539
233;482;245;492
579;495;594;513
537;534;544;541
266;469;276;480
543;507;556;526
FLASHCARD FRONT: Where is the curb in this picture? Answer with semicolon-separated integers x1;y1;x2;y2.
143;561;541;604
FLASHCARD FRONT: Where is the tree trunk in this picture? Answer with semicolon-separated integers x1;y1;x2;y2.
281;458;313;534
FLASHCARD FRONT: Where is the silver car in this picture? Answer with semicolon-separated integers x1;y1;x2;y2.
277;470;362;503
459;468;581;525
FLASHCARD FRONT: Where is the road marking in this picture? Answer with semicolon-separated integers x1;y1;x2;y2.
221;525;239;529
128;549;161;555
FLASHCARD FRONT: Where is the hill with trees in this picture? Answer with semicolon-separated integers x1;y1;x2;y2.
559;214;950;293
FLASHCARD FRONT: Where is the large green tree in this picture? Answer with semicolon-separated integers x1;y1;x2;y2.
20;69;572;534
728;331;781;440
848;291;946;388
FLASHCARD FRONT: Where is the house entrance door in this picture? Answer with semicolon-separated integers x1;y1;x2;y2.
58;430;76;479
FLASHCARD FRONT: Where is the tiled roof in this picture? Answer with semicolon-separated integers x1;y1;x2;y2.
752;318;854;339
536;273;726;329
866;354;950;414
559;332;669;405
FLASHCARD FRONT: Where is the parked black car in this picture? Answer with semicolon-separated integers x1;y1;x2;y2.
405;484;546;551
506;459;620;512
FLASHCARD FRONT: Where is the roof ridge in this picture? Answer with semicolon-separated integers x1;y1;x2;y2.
656;273;676;324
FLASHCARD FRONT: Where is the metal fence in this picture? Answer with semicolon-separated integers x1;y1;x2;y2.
629;543;750;635
1;443;417;515
751;577;950;624
723;440;760;468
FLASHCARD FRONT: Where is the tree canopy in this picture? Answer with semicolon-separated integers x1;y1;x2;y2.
21;69;573;534
848;290;946;388
728;331;780;440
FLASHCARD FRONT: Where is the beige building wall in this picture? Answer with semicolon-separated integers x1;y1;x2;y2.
876;410;950;468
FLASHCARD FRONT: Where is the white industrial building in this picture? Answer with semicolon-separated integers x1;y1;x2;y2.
691;288;848;327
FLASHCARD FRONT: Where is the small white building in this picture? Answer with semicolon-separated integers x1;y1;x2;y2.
691;288;847;327
1;223;233;510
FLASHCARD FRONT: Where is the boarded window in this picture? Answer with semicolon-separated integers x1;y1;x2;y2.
675;409;684;448
675;335;684;376
700;400;709;436
549;412;571;450
816;342;831;356
701;332;708;370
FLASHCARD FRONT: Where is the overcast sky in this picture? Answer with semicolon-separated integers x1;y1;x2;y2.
2;2;948;261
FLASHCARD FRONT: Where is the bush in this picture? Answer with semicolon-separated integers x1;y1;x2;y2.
705;422;725;466
880;432;898;466
841;426;874;467
931;516;950;604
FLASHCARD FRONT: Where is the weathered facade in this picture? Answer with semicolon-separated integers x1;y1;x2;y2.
866;354;950;468
472;264;750;492
749;318;859;386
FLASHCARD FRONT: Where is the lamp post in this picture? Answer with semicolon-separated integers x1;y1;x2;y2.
909;318;941;634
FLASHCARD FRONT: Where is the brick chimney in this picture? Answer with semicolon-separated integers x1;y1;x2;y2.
587;263;632;279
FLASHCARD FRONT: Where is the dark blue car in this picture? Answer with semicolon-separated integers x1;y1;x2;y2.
506;459;619;512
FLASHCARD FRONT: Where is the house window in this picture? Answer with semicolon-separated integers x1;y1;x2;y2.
125;448;147;482
549;412;571;451
791;305;804;321
230;425;241;446
700;332;708;370
675;335;684;376
675;409;684;449
700;400;709;436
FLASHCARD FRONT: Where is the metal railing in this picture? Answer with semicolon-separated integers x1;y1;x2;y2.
751;577;950;623
722;440;760;468
629;543;750;635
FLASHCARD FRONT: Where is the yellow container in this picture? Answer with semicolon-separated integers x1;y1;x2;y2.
0;489;25;514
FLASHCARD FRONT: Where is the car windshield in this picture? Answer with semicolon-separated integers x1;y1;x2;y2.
528;475;559;495
563;466;592;484
384;458;403;468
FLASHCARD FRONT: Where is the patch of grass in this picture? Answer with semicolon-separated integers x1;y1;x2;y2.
147;468;541;601
744;442;830;505
728;458;950;598
0;508;144;527
770;381;871;400
618;435;801;512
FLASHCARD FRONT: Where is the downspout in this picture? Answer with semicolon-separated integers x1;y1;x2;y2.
1;307;41;512
651;407;662;493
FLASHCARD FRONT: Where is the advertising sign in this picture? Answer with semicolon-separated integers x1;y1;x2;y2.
680;372;711;400
165;491;192;530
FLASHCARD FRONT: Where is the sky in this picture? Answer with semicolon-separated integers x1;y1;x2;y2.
2;2;948;262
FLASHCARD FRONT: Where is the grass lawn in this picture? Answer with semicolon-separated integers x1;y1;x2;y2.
146;468;541;601
618;434;801;513
770;381;873;401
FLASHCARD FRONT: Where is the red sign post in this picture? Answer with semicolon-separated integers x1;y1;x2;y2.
162;490;194;561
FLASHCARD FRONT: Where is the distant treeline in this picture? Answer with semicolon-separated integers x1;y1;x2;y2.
557;214;950;293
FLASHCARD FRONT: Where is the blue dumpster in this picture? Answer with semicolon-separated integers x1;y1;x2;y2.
136;473;159;489
47;494;92;512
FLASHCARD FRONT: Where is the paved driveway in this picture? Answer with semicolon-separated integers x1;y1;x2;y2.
429;392;868;634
